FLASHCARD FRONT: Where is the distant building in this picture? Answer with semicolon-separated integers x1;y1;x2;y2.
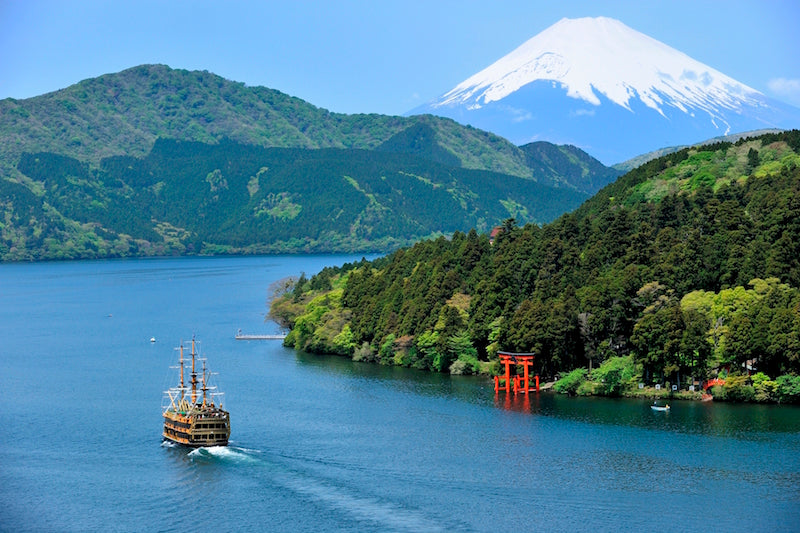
489;226;503;244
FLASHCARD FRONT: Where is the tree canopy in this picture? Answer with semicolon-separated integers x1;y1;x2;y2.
273;131;800;402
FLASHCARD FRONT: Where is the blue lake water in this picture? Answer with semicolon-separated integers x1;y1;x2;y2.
1;255;799;532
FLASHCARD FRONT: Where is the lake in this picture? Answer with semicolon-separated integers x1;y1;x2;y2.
1;255;799;532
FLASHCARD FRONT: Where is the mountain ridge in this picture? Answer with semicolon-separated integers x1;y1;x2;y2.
0;64;619;194
0;64;625;261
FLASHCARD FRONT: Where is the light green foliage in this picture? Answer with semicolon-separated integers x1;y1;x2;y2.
379;334;396;365
205;169;228;192
753;152;800;178
553;368;588;395
627;140;797;203
280;286;353;355
332;324;356;354
680;278;799;371
500;198;530;220
255;192;301;221
447;330;480;375
752;372;779;402
247;167;268;196
552;356;637;397
776;374;800;403
413;330;443;371
590;355;637;396
721;374;755;402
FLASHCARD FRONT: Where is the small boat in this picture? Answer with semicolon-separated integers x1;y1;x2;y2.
651;403;670;412
162;337;230;447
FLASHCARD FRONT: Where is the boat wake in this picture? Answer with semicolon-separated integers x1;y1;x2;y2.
188;445;260;464
176;444;454;531
274;471;449;532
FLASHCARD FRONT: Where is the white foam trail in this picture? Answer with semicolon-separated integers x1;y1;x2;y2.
277;474;446;533
187;445;260;464
181;445;448;531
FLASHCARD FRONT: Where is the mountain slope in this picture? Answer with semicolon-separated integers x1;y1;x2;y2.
519;141;620;193
0;138;588;260
0;64;628;261
0;64;535;181
0;64;619;195
412;17;800;165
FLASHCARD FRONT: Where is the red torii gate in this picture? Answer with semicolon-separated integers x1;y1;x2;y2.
494;351;539;394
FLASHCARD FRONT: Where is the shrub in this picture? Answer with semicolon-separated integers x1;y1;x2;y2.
776;374;800;404
723;374;755;402
553;368;588;395
378;334;396;365
352;341;376;363
449;353;481;375
752;372;779;403
591;355;636;397
576;380;596;396
710;385;727;401
449;359;469;375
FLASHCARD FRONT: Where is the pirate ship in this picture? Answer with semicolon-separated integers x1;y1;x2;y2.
162;338;230;447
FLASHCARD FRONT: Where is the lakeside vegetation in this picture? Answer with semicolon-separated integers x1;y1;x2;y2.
270;130;800;403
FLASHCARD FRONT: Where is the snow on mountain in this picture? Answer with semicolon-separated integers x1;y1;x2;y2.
411;17;800;165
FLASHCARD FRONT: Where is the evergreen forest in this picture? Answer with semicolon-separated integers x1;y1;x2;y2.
1;136;589;260
271;131;800;403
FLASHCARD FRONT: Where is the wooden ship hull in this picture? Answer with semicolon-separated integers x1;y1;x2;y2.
163;407;230;447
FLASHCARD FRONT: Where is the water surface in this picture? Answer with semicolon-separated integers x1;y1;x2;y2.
2;256;798;532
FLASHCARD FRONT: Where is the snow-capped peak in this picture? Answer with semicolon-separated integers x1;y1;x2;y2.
436;16;762;119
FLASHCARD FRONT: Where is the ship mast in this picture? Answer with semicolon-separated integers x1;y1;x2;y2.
190;337;198;405
201;359;208;407
179;342;185;403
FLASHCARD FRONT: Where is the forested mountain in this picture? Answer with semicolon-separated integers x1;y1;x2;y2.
0;64;619;193
0;65;536;182
0;137;587;260
519;141;620;193
0;64;622;260
272;131;800;402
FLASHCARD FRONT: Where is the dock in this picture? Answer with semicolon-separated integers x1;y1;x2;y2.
235;330;287;341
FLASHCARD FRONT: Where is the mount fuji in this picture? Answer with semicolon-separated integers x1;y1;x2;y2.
410;17;800;165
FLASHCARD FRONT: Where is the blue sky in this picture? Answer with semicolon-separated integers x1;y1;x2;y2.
1;0;798;114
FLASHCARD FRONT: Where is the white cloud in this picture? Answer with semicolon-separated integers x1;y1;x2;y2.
768;78;800;107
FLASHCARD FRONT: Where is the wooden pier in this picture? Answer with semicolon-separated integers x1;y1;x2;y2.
235;330;287;341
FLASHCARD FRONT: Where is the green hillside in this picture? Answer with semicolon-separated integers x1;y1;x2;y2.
0;64;610;189
272;130;800;402
1;138;587;260
0;64;623;261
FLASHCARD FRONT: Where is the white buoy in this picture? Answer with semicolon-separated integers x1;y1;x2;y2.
150;337;156;343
